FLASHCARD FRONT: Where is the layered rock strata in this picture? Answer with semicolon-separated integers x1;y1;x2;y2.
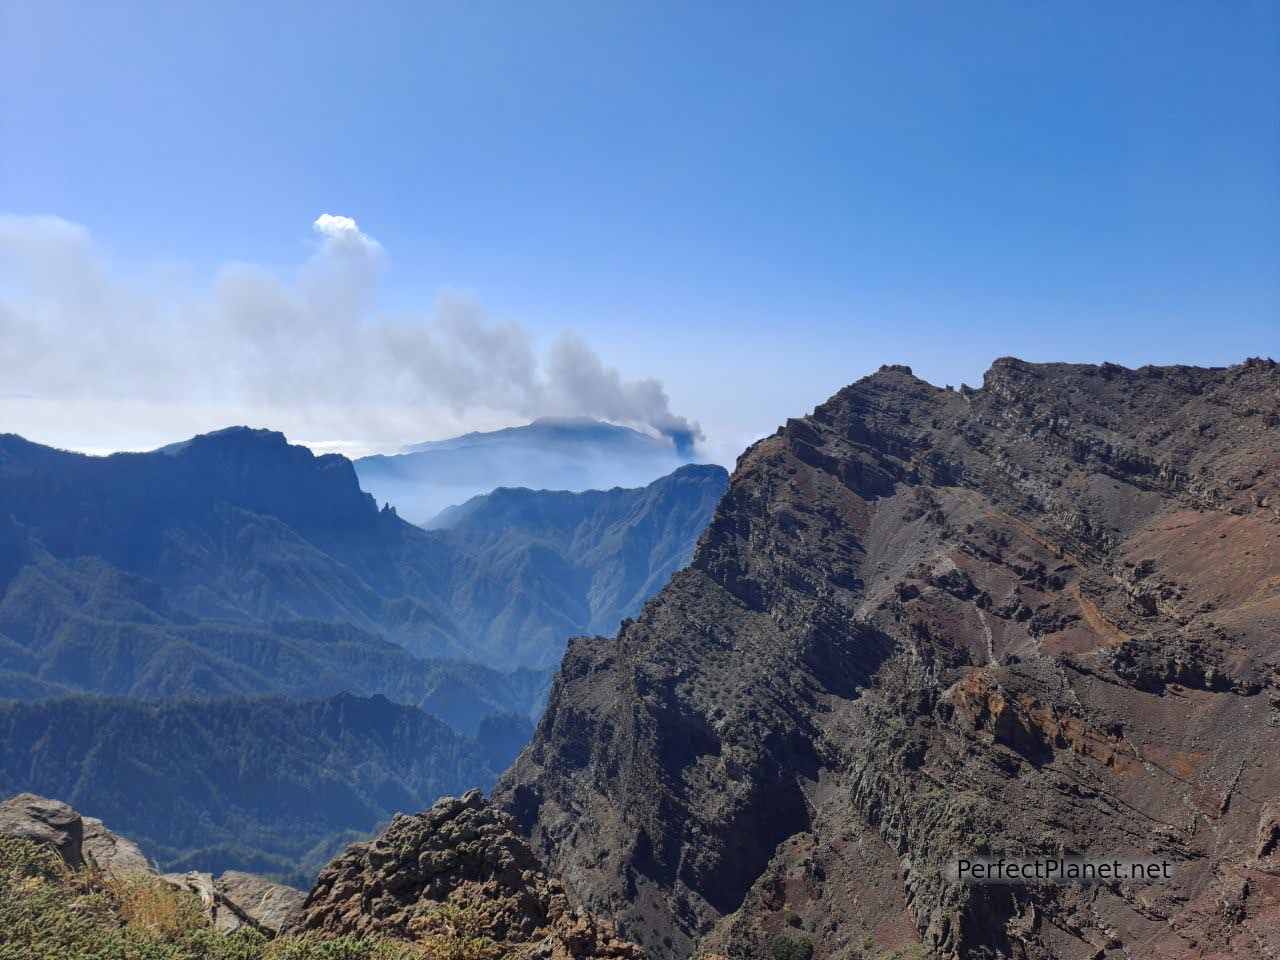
496;359;1280;959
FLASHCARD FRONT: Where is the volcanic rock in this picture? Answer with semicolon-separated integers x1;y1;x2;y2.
496;359;1280;959
82;815;151;878
0;793;151;880
162;871;246;932
295;788;644;959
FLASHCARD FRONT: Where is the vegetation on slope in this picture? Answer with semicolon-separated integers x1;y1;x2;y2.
0;567;551;733
429;463;729;668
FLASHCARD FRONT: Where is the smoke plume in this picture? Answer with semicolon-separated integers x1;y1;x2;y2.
0;213;702;453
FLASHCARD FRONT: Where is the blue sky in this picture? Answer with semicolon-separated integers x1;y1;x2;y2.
1;1;1277;459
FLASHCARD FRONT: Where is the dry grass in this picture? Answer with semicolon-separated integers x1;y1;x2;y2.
0;836;512;960
109;874;209;937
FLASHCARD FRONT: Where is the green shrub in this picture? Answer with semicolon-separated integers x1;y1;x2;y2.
770;932;814;960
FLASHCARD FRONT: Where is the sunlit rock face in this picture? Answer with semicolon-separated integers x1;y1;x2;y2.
497;359;1280;960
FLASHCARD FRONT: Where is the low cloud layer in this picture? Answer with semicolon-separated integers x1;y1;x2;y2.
0;213;702;454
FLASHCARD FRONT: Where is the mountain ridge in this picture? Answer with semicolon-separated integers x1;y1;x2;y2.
429;463;728;665
402;416;670;453
496;357;1280;959
0;429;725;670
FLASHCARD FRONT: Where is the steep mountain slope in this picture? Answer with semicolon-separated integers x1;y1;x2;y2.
497;359;1280;959
356;417;695;524
0;692;528;885
430;464;728;668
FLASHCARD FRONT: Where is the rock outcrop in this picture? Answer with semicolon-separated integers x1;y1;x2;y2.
217;870;309;936
82;815;151;878
161;871;250;932
0;792;151;880
0;793;87;869
157;869;307;935
295;788;644;959
0;792;305;936
496;359;1280;959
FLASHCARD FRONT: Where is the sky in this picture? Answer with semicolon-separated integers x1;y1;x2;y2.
1;1;1277;462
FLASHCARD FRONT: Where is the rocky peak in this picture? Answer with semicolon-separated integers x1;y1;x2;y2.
295;789;644;959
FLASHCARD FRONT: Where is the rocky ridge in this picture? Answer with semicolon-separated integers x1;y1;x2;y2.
496;358;1280;959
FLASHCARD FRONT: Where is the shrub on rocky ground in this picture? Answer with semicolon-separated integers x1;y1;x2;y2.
0;836;507;960
769;932;814;960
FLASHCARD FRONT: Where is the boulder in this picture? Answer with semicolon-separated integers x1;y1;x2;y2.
216;870;307;936
158;869;308;935
0;793;85;867
161;871;245;932
0;793;155;879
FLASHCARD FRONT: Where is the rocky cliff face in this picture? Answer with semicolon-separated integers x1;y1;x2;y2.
496;359;1280;959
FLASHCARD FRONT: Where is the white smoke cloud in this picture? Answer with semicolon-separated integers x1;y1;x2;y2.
0;213;702;454
312;213;360;238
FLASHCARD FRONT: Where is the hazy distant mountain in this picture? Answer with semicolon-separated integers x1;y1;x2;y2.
0;426;725;884
0;427;725;672
0;580;548;732
0;427;478;664
355;416;696;523
0;692;530;885
433;463;728;668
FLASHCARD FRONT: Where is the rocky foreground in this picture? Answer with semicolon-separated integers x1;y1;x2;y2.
495;359;1280;959
296;788;643;958
0;792;307;936
1;789;643;959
